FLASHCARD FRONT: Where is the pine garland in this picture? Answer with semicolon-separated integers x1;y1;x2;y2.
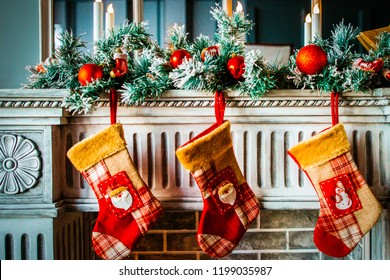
372;31;390;63
26;21;156;114
122;48;171;105
168;24;190;50
289;21;390;94
210;4;253;43
94;20;152;65
25;30;88;89
166;4;275;96
25;4;390;114
235;50;277;98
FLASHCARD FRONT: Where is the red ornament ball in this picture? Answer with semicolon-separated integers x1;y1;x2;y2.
201;45;220;61
296;44;328;75
170;49;191;68
227;55;245;80
36;64;45;73
78;64;104;86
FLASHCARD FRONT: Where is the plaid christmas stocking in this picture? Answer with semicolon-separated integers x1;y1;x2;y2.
176;121;260;258
288;123;382;258
67;123;163;260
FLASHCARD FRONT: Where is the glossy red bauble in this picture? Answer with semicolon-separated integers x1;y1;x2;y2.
78;63;104;86
170;49;191;68
296;44;328;75
36;64;45;73
201;45;220;61
227;55;245;80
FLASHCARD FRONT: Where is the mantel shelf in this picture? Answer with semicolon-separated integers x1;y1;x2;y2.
0;88;389;212
0;87;389;103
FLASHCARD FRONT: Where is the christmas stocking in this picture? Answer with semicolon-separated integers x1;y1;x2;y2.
288;123;382;258
176;120;260;258
67;123;163;260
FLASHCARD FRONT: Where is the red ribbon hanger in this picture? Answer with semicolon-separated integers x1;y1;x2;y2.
331;91;339;126
108;50;128;125
214;90;226;126
109;88;118;125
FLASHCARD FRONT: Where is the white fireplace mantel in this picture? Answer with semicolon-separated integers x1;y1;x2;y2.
0;88;389;211
0;88;389;260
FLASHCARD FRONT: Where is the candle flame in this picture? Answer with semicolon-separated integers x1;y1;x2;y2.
236;1;243;13
313;3;320;14
305;13;312;23
107;3;114;13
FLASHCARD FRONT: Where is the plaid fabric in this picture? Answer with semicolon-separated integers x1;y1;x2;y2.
193;162;259;229
314;151;365;250
330;152;366;191
82;161;111;200
192;161;217;199
83;160;163;258
132;186;163;234
197;233;236;258
317;200;363;250
197;181;259;258
92;232;132;260
192;162;259;258
235;183;260;229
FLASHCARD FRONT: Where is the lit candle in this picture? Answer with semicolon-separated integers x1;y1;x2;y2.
312;0;322;35
236;2;245;41
222;0;233;17
93;0;103;43
236;1;243;15
105;3;115;36
304;13;312;46
133;0;144;23
311;3;321;41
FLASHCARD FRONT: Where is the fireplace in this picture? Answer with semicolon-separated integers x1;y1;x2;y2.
0;88;389;260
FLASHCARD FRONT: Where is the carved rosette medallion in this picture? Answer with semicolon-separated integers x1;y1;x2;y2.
0;134;42;194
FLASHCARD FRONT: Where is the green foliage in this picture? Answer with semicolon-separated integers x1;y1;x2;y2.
235;50;276;98
168;24;189;50
210;3;253;43
94;21;151;64
325;21;360;71
26;4;389;115
188;35;213;55
289;21;389;94
369;31;390;67
122;49;171;105
26;21;157;114
25;30;88;89
168;4;274;95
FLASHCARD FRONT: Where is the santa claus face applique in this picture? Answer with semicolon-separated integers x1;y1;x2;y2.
109;186;133;210
99;171;143;218
218;182;237;206
206;167;242;215
319;173;362;218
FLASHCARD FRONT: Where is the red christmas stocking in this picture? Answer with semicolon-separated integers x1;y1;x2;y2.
176;121;260;258
67;123;163;259
288;123;382;258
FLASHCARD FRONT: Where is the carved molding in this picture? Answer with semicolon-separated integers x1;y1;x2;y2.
132;99;390;108
0;89;389;109
0;101;64;108
0;98;389;109
0;134;42;194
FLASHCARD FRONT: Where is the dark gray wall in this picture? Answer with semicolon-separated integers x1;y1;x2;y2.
247;0;389;50
0;0;40;88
